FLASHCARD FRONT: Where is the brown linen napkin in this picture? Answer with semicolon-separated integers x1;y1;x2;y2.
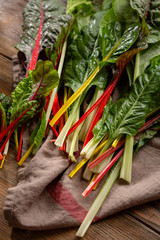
3;56;160;230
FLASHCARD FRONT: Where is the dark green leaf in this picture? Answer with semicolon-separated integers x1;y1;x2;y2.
146;0;160;43
93;56;160;142
63;12;108;93
134;129;158;154
29;60;59;99
16;0;72;68
130;0;149;19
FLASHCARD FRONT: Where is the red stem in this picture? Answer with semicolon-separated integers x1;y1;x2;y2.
67;76;120;137
82;148;124;197
88;139;125;170
0;105;33;142
136;114;160;135
88;114;160;170
17;125;25;162
0;127;16;155
49;118;59;137
26;2;43;75
83;74;120;147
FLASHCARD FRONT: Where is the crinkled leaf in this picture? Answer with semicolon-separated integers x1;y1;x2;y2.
130;0;149;19
138;42;160;77
63;12;108;93
29;60;59;99
45;15;75;67
0;94;11;128
107;56;160;139
10;100;40;124
9;76;32;116
134;129;158;154
102;0;112;12
93;56;160;142
30;110;46;149
66;0;92;14
112;0;138;22
146;0;160;43
99;21;140;63
16;0;72;69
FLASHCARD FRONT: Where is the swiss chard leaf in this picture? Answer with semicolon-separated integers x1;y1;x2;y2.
16;0;73;70
99;20;140;63
93;56;160;142
130;0;149;19
138;42;160;77
146;0;160;43
134;129;158;154
0;94;11;131
112;0;138;22
9;76;32;117
29;60;59;100
63;12;108;93
66;0;92;14
10;100;40;124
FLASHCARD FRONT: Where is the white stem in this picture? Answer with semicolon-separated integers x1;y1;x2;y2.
92;153;114;173
3;139;9;155
76;157;122;238
55;98;81;147
120;134;134;183
45;41;67;127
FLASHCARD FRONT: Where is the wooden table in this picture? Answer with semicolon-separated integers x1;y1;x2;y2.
0;1;160;239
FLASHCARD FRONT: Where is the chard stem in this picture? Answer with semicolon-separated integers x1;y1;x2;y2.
120;134;134;183
18;143;34;167
133;52;140;82
14;129;19;152
45;41;67;128
55;98;81;147
69;158;88;178
50;40;120;127
76;158;122;238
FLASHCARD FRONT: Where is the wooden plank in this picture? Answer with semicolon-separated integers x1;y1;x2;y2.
127;203;160;234
0;177;13;240
11;212;160;240
0;0;28;58
0;55;13;95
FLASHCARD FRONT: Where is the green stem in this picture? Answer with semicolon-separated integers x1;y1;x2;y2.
45;41;67;128
133;52;140;82
76;157;122;238
79;88;104;142
14;129;19;152
120;134;134;183
55;98;81;147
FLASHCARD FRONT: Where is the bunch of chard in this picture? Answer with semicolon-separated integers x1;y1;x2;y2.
0;0;160;238
48;0;160;237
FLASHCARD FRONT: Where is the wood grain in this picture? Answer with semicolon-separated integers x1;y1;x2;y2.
0;1;159;240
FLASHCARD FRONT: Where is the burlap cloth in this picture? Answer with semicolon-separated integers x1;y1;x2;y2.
3;56;160;230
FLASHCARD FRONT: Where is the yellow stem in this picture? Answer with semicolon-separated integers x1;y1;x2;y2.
18;143;34;167
89;173;98;190
112;134;122;148
0;155;6;169
49;39;121;127
69;158;88;178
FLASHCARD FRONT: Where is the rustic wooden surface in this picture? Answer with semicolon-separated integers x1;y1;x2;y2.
0;1;160;239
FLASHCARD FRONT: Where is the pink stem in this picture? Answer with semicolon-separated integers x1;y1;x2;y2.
82;148;124;197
